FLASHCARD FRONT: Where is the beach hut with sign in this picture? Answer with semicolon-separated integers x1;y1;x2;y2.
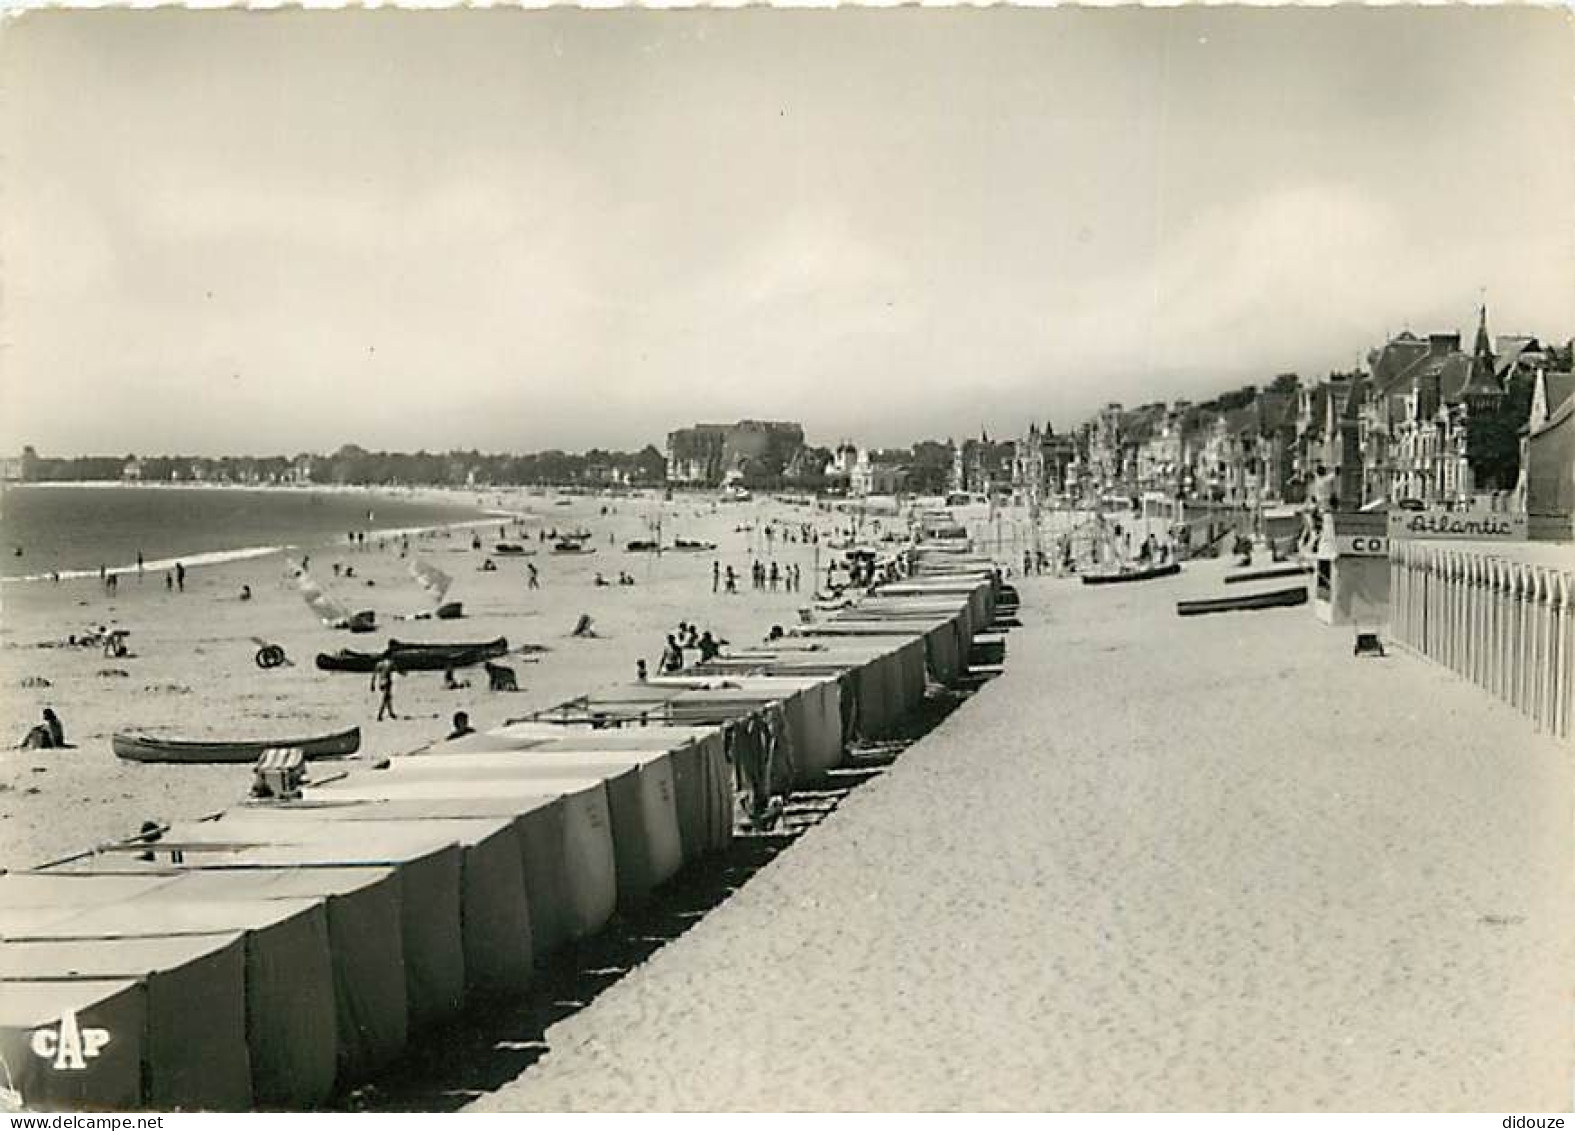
1312;511;1390;626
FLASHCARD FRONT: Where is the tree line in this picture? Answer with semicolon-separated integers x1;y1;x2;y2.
18;443;671;487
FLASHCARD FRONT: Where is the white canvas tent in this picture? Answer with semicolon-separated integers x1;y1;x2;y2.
364;756;677;911
312;776;617;946
206;811;532;1002
0;978;145;1111
134;822;466;1034
5;896;336;1109
0;933;250;1110
138;867;407;1083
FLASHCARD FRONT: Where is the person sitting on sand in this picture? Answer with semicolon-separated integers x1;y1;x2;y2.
481;558;497;572
594;572;610;587
240;585;252;601
447;711;475;741
18;708;63;750
660;634;683;674
571;614;598;638
765;624;785;642
443;667;469;691
43;708;65;748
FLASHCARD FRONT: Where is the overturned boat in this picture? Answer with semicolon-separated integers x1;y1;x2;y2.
1081;561;1181;586
1176;585;1308;617
113;726;361;764
315;636;509;673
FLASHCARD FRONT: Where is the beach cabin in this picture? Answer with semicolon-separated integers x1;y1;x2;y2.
1312;511;1389;627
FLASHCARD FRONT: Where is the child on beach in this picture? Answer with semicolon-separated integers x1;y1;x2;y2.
447;711;475;740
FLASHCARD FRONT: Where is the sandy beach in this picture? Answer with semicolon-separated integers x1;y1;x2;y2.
465;557;1573;1112
0;488;880;870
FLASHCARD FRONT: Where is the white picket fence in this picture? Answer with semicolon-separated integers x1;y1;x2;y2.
1389;542;1573;741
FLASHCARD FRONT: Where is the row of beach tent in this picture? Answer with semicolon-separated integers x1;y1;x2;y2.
0;542;1003;1112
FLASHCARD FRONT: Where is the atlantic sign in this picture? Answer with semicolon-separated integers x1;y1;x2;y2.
1387;508;1528;542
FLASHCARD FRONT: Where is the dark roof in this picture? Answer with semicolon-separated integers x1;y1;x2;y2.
1542;370;1575;417
1369;333;1431;393
1390;348;1500;406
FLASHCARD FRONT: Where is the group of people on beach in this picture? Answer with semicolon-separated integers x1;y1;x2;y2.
645;621;727;679
710;559;802;594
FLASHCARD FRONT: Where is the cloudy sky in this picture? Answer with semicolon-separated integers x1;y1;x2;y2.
2;7;1572;456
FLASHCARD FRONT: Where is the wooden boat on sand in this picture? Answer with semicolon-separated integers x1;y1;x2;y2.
1223;564;1311;585
315;636;509;673
1081;561;1181;586
1176;585;1308;617
113;726;361;764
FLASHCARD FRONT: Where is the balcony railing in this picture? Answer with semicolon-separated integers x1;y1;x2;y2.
1389;542;1572;740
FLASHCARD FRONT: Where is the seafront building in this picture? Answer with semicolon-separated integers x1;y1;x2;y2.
664;420;806;488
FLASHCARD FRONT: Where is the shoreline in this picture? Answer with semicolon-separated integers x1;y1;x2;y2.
0;488;835;870
0;481;530;585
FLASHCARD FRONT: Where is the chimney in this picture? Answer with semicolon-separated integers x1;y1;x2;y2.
1428;333;1460;357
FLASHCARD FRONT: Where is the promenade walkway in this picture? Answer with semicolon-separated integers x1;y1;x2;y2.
471;560;1572;1111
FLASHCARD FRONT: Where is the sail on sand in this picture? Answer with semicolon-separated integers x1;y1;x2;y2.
408;559;453;605
289;558;356;629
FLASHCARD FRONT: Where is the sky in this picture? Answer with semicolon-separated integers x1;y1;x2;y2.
1;7;1572;457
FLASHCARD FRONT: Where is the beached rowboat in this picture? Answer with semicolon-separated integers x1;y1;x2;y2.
112;726;361;764
1223;564;1311;585
1081;561;1181;586
1176;585;1308;617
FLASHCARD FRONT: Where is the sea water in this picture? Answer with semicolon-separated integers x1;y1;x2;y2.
0;484;497;581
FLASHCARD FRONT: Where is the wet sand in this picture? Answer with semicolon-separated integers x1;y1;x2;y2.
468;557;1573;1111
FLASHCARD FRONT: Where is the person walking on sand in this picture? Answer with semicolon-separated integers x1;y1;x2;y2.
175;562;186;592
712;560;720;593
725;565;738;595
527;563;540;590
372;657;398;721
